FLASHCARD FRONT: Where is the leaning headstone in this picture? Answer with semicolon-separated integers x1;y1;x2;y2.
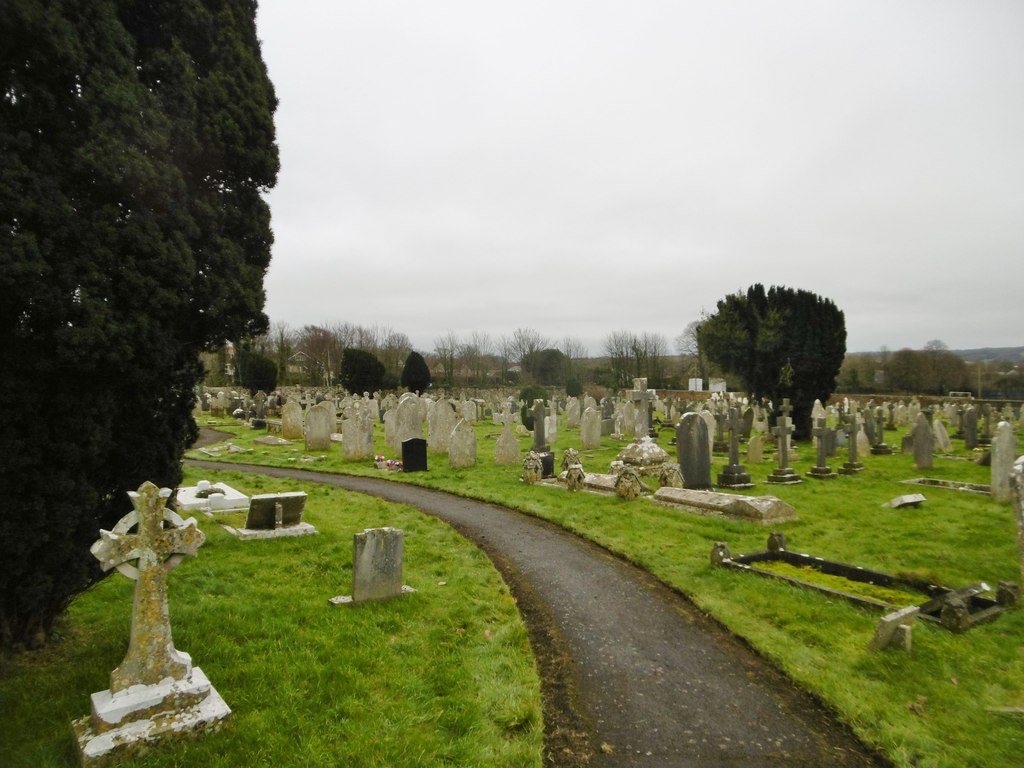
933;419;953;453
912;413;934;470
427;399;458;454
676;412;712;490
73;483;229;765
868;606;919;652
448;419;477;469
225;492;317;540
991;421;1016;503
330;528;414;605
281;400;304;440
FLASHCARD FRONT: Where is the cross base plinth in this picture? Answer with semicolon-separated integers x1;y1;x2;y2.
838;462;865;475
870;444;893;455
72;666;230;767
807;466;839;480
766;468;803;485
716;465;754;488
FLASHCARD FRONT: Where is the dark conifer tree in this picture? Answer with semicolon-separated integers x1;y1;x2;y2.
697;285;846;438
339;348;387;395
400;351;431;394
0;0;277;648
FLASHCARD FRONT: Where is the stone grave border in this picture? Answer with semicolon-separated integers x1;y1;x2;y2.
712;534;1013;632
900;477;991;495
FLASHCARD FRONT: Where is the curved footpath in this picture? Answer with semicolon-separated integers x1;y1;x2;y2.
187;458;886;768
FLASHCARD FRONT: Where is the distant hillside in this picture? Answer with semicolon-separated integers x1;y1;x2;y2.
848;347;1024;362
949;347;1024;363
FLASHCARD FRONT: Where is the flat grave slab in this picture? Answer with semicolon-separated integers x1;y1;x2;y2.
653;487;798;524
901;477;991;495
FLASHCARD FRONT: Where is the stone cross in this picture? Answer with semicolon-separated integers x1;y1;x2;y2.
812;418;830;469
629;378;652;438
726;406;743;466
771;399;795;469
90;481;205;692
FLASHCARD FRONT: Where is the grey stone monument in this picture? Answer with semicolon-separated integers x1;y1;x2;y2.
717;406;753;488
677;412;712;490
767;399;802;485
807;417;838;479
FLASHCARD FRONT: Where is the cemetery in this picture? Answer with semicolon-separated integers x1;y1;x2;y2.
3;385;1023;767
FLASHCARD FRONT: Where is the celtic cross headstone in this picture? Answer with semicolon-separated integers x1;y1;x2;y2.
74;482;230;766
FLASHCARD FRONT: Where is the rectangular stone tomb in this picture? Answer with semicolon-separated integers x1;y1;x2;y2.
175;481;250;514
222;492;317;540
653;487;797;524
712;535;1012;631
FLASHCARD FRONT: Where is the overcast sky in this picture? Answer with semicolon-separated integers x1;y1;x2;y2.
254;1;1023;356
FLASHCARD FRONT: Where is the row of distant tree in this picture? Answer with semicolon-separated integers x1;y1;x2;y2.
212;317;1020;404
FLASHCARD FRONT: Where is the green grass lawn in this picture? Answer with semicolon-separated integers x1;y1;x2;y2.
3;410;1021;768
0;469;542;768
176;411;1024;768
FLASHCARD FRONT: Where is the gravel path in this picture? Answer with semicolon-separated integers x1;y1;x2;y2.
187;457;886;768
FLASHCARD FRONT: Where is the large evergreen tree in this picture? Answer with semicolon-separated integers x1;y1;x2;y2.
0;0;277;648
339;348;386;395
400;351;431;394
697;285;846;438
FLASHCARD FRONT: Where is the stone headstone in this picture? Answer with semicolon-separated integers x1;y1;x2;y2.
991;421;1016;503
330;527;414;605
427;399;458;454
580;406;602;450
281;401;304;440
494;417;520;465
932;419;953;453
73;483;229;765
245;492;308;529
402;437;428;472
963;407;979;450
912;413;934;470
448;419;477;469
342;412;375;460
677;412;712;490
747;434;764;464
767;399;801;485
304;402;333;451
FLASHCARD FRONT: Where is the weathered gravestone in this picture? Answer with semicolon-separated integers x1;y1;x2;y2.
224;492;317;540
494;410;521;465
280;400;304;440
342;412;374;460
448;419;477;469
676;412;712;490
911;413;934;470
73;483;230;766
578;406;599;450
427;399;458;454
991;421;1016;503
304;402;334;451
330;528;414;605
